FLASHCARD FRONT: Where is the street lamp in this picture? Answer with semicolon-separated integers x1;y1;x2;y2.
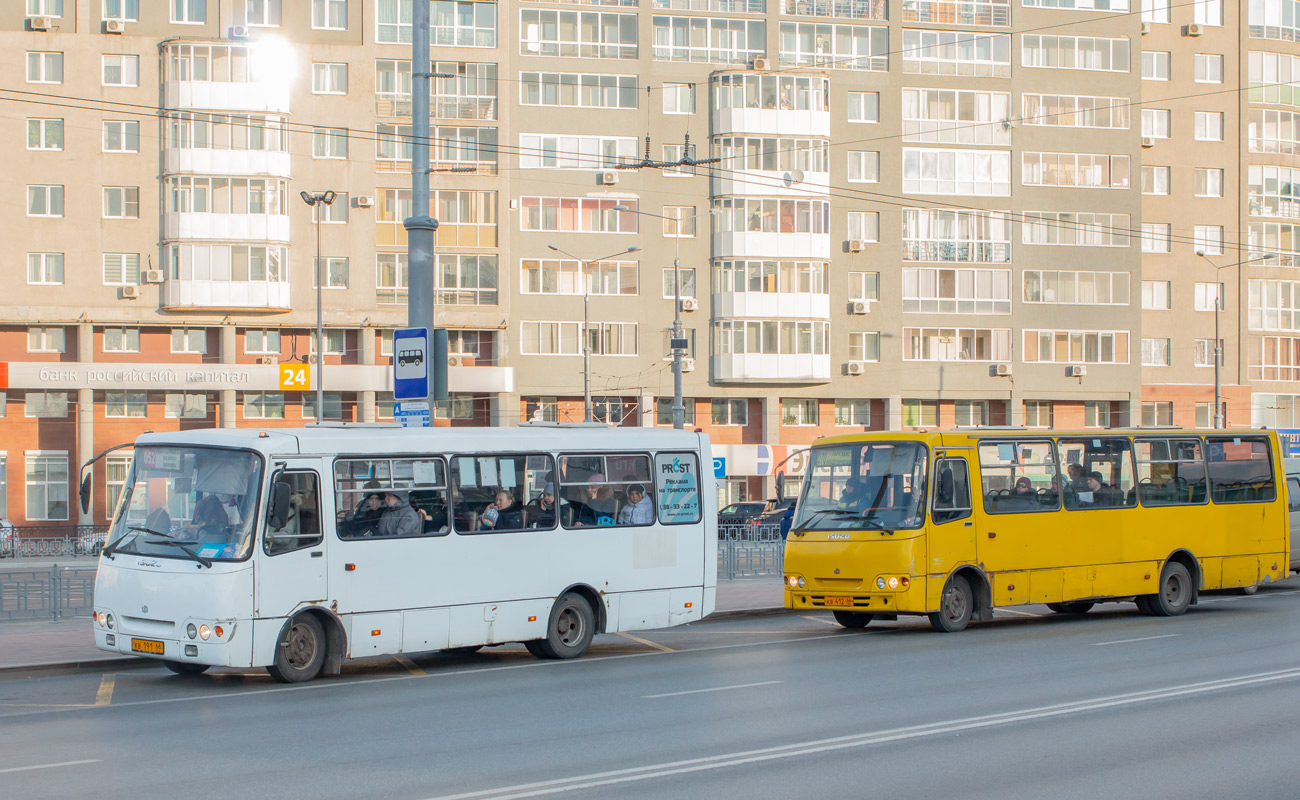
300;190;336;421
1195;250;1276;428
546;244;641;422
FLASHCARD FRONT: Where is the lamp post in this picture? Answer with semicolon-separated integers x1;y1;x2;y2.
546;244;641;422
1195;250;1276;428
300;190;336;421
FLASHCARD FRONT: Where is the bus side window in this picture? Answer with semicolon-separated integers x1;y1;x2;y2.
265;472;323;556
1288;477;1300;510
932;458;971;524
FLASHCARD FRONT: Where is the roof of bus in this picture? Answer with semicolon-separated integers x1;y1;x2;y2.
808;428;1278;449
133;424;709;457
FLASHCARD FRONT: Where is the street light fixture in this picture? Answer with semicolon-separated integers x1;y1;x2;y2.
300;190;336;421
547;244;641;423
1195;250;1276;428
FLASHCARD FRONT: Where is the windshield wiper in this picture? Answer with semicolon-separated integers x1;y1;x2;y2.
857;517;896;533
144;537;212;568
790;509;863;537
104;524;163;558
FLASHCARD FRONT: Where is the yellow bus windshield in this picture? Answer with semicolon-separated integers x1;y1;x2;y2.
792;442;927;531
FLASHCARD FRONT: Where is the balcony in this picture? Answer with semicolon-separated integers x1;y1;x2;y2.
712;169;830;197
713;353;831;383
162;279;290;311
713;231;831;259
164;81;291;115
712;106;830;138
712;292;830;318
162;148;292;178
164;213;291;242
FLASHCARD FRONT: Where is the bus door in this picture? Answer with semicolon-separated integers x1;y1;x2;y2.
930;455;977;578
256;470;328;618
975;439;1061;606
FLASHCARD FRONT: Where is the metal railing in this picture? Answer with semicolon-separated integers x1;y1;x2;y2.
0;526;108;560
0;564;100;621
718;522;785;580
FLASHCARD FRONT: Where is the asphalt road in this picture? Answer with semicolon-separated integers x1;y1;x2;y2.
3;583;1300;800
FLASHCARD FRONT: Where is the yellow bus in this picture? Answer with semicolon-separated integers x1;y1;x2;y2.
783;429;1289;631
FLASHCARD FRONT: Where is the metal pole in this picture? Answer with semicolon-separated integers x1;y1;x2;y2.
584;277;591;422
405;0;436;404
315;211;324;420
1214;288;1222;428
671;231;684;430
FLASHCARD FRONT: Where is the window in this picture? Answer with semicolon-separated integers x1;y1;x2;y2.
28;327;65;353
1085;401;1111;428
27;52;63;84
662;268;697;300
103;327;140;353
244;329;280;354
27;253;64;285
1023;271;1130;305
1194;338;1222;367
711;398;747;426
1142;165;1170;195
1195;225;1224;255
663;206;696;238
28;185;64;217
105;454;132;517
171;0;205;23
847;211;880;242
105;0;139;21
903;267;1012;314
312;257;349;289
663;82;694;114
303;392;345;421
25;392;68;418
171;327;206;354
591;397;633;425
308;329;346;356
781;399;819;426
518;134;636;170
1194;0;1222;25
656;398;695;426
243;391;285;419
553;453;657;529
310;196;349;224
1022;214;1131;248
1195;54;1224;83
1247;165;1300;217
522;10;638;59
1207;437;1275;503
1195;168;1223;198
103;253;140;285
848;332;881;362
1142;109;1171;138
904;328;1012;361
105;391;147;418
1023;152;1130;188
1024;401;1053;428
27;119;62;151
103;121;140;153
1196;402;1214;427
1196;282;1222;312
1021;94;1130;130
1195;111;1224;141
650;16;766;65
436;254;497;305
903;400;939;427
835;399;871;426
103;187;139;219
1022;34;1129;73
849;272;879;302
1142;281;1171;310
1142;0;1170;22
1024;0;1129;8
1142;51;1170;80
714;318;832;357
714;262;829;298
102;55;139;87
1142;223;1172;253
335;457;450;539
524;397;558;423
662;144;695;177
903;29;1010;77
948;401;984;427
1142;338;1171;366
903;89;1013;145
165;393;207;419
313;0;347;29
313;127;348;159
26;452;68;521
781;23;889;71
1022;330;1130;364
376;391;395;419
847;92;879;123
520;197;638;233
521;72;638;109
245;0;280;26
520;321;638;356
312;63;347;94
428;0;496;47
902;148;1012;196
522;259;637;296
1141;401;1173;426
1248;52;1300;108
1057;438;1137;510
28;0;63;15
847;151;880;183
1249;279;1300;331
1132;439;1206;506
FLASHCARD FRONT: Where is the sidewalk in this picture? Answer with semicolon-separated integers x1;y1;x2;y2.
0;576;786;674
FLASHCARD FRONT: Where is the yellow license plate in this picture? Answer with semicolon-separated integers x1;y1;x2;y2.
131;638;165;655
824;596;853;607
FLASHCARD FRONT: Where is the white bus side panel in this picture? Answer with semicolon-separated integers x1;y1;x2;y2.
402;607;451;652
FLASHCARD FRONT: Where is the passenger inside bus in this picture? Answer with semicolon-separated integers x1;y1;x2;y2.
379;490;421;537
525;484;557;528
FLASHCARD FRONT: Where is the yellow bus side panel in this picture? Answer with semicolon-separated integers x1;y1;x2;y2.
1029;569;1062;604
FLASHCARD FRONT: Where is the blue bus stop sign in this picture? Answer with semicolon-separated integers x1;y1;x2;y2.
393;328;428;401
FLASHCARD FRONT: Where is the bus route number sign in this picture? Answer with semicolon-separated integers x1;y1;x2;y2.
279;363;311;391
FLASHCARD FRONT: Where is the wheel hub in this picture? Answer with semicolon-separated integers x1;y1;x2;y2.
285;622;318;669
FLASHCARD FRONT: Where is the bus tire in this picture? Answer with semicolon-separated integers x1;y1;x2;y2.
1134;595;1156;615
266;614;326;683
1046;601;1094;614
524;640;549;658
929;575;973;633
535;592;595;659
1150;562;1194;617
163;660;210;675
1232;584;1259;596
832;610;874;629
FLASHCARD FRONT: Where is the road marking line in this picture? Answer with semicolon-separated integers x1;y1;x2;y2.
616;632;675;653
0;759;100;775
643;681;781;699
394;656;426;676
801;615;840;627
94;674;116;706
424;666;1300;800
995;608;1038;617
1092;633;1182;646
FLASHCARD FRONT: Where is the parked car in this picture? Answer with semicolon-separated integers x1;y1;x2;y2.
717;501;768;528
0;519;12;558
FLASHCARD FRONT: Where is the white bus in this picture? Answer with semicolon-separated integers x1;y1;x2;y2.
88;424;715;682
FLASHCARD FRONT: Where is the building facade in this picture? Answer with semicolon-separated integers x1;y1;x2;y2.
0;0;1293;527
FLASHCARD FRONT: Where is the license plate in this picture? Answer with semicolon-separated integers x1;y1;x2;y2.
824;596;853;607
131;638;164;655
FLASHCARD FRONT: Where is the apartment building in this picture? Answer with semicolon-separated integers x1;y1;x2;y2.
0;0;1291;528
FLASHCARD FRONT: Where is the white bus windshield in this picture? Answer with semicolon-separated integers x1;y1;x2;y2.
104;446;263;563
793;442;928;531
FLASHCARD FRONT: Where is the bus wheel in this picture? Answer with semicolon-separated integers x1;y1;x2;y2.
1232;584;1259;596
535;592;595;659
832;610;874;629
267;614;326;683
929;575;973;633
524;640;548;658
1046;602;1094;614
163;661;210;675
1134;595;1155;615
1149;562;1194;617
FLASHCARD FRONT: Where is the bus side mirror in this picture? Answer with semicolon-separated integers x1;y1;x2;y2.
80;473;93;515
268;481;292;530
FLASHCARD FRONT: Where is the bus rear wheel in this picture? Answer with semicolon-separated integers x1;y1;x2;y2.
832;610;874;629
1149;562;1194;617
929;575;973;633
1046;601;1094;614
267;614;326;683
531;592;595;659
163;660;210;675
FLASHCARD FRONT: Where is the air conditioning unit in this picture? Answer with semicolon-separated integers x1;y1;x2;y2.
1141;137;1156;148
752;58;769;71
118;286;139;299
599;171;618;185
1068;365;1087;378
847;361;866;376
105;19;126;34
353;195;374;208
680;298;699;312
1139;21;1150;35
228;25;248;39
681;358;695;373
1184;23;1203;36
848;240;865;252
29;16;53;30
994;363;1012;377
447;356;461;367
849;300;869;315
143;270;164;284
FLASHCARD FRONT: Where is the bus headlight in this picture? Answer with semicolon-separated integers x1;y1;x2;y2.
786;575;805;589
199;625;212;641
96;612;105;627
187;623;197;640
106;614;114;630
877;576;911;590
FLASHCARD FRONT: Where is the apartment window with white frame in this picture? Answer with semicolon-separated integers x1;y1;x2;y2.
1196;402;1214;427
953;400;988;427
1142;109;1170;138
28;327;65;353
902;148;1012;196
521;72;638;109
903;29;1010;77
780;23;889;71
378;330;394;357
1023;330;1130;363
902;89;1012;145
28;0;64;15
244;329;280;354
1022;152;1130;189
1141;0;1170;22
1193;0;1222;25
25;452;68;521
105;391;147;418
1084;401;1110;428
1024;401;1053;428
521;10;638;59
1142;223;1172;253
303;393;345;421
103;327;140;353
243;392;285;420
1194;54;1224;83
245;0;280;26
902;267;1012;314
781;399;819;426
1021;35;1128;73
313;257;349;289
663;82;694;114
1248;279;1300;331
518;134;636;170
1142;165;1170;195
663;206;696;238
1142;51;1170;80
711;399;747;426
27;253;63;285
27;52;63;84
849;272;880;302
106;454;132;515
1195;225;1224;255
1023;271;1130;305
376;392;395;420
1142;280;1171;310
1142;402;1173;427
1021;212;1130;247
662;144;694;177
312;63;348;95
905;328;1012;361
103;187;139;219
1196;168;1224;197
1248;52;1300;107
1021;94;1130;130
28;185;64;217
26;392;68;418
313;0;347;30
662;268;697;300
27;119;62;151
520;321;638;356
522;259;638;296
102;55;139;87
171;327;206;354
847;151;880;183
105;1;140;21
834;399;871;427
103;121;139;153
308;329;346;356
1194;112;1224;141
1195;282;1221;311
313;127;349;159
524;397;558;423
847;92;879;123
310;196;349;224
103;254;139;285
847;211;880;242
903;400;939;427
849;331;881;362
1194;339;1221;367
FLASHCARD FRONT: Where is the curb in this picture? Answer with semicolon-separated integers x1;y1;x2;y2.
0;656;150;680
